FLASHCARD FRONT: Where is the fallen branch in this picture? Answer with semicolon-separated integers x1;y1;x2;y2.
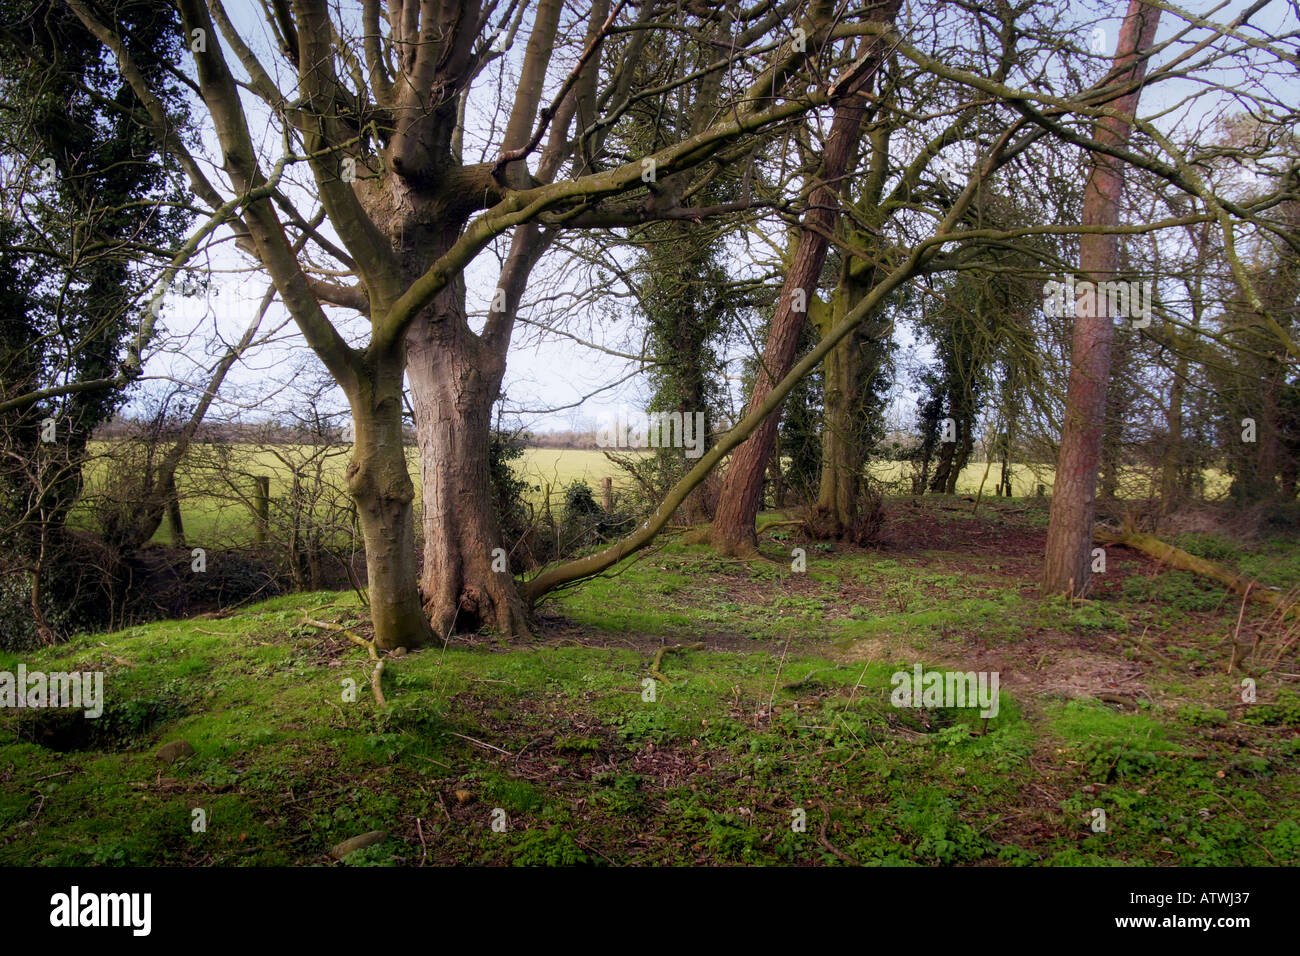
756;518;803;535
303;617;387;705
650;642;706;684
446;731;512;757
1096;528;1299;621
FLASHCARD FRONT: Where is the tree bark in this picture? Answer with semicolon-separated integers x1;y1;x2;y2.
1041;0;1162;597
816;321;861;525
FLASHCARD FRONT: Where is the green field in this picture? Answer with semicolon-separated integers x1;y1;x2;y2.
76;443;1231;547
77;445;648;547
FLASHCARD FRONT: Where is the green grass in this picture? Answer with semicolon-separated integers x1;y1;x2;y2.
3;499;1296;865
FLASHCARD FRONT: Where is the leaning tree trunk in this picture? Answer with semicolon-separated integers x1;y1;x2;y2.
709;66;882;554
345;360;433;651
1041;0;1161;597
709;250;827;552
406;319;533;640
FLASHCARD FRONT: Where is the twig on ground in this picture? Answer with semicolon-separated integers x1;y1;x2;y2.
446;731;512;756
651;641;705;684
816;800;861;866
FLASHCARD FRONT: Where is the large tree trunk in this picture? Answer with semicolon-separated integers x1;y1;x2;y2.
407;320;533;640
946;424;973;495
345;360;432;651
395;0;565;641
1041;0;1161;597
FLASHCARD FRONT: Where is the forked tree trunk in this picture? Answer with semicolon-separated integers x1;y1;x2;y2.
1041;0;1161;596
812;284;886;533
929;419;959;494
815;325;862;528
345;360;432;651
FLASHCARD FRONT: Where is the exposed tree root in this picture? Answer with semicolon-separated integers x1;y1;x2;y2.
816;800;861;866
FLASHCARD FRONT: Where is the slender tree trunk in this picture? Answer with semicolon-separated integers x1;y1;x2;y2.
1041;0;1162;596
165;477;186;548
1159;350;1187;510
1253;375;1283;498
345;360;432;651
915;449;932;496
1099;327;1132;499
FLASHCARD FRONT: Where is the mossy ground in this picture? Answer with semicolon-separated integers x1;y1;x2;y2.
3;498;1297;866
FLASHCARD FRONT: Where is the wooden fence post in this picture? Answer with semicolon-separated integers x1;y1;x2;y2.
254;475;271;544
